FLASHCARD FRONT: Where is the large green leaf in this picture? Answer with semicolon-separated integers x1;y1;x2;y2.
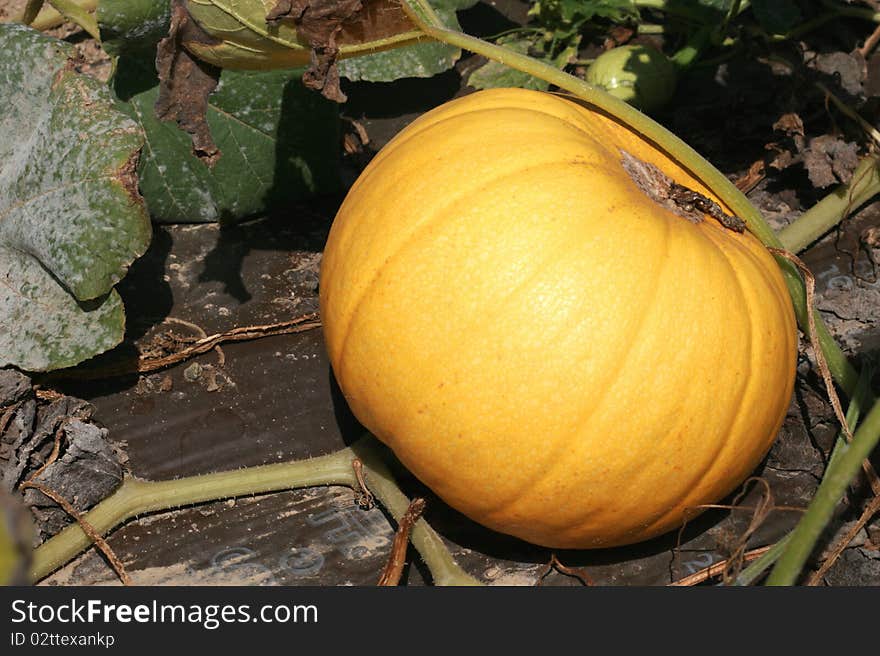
338;0;479;82
113;57;341;223
0;24;150;371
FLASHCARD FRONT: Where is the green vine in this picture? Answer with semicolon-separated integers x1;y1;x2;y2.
32;436;480;585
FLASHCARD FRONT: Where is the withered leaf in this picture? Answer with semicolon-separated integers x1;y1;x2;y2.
812;51;866;99
156;0;223;165
772;112;804;136
267;0;365;102
803;135;860;189
767;112;805;173
266;0;296;22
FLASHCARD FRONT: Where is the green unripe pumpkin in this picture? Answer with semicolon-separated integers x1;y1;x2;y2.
585;44;677;112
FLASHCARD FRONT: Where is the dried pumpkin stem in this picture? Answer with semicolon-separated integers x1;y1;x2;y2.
535;554;594;586
767;250;852;440
30;436;480;586
45;314;321;381
670;545;773;587
352;457;375;509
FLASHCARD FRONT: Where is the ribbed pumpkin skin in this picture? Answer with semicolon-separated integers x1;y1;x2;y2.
320;88;798;549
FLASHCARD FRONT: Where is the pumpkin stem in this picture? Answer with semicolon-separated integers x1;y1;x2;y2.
619;149;745;232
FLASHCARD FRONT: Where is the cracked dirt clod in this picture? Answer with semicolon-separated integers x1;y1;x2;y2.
0;370;126;543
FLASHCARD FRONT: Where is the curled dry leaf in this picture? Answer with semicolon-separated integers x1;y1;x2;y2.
155;0;223;165
265;0;365;102
180;0;423;74
803;135;860;189
767;111;860;189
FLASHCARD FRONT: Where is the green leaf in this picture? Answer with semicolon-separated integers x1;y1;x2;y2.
97;0;171;56
467;35;550;91
337;0;479;82
113;56;341;223
528;0;638;28
0;24;150;371
0;249;126;372
751;0;801;36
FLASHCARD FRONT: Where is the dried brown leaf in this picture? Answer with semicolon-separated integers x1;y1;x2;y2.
803;135;860;188
155;0;222;165
266;0;365;102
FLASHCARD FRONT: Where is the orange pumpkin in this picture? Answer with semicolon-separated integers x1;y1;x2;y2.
320;88;798;548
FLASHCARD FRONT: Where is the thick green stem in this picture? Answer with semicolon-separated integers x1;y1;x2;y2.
766;395;880;585
778;156;880;253
31;437;479;586
670;25;712;69
716;0;743;42
44;0;100;40
350;441;481;586
401;0;860;399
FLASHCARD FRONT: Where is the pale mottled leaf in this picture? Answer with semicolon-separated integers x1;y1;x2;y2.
0;24;150;371
0;248;125;371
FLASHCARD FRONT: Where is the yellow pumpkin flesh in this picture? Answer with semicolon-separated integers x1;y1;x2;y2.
320;88;798;549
